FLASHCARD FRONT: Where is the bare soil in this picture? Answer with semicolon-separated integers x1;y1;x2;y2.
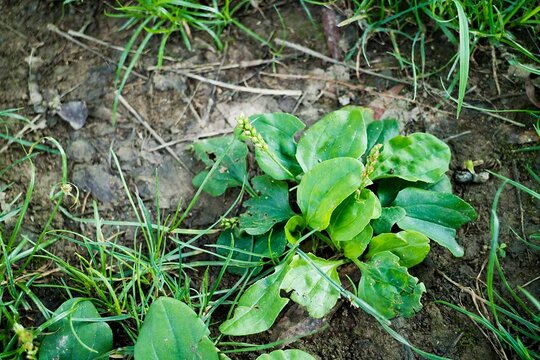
0;1;538;359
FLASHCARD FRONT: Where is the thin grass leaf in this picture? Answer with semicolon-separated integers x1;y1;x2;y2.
452;0;469;117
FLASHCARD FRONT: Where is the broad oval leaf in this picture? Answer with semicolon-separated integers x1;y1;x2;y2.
251;113;306;180
257;349;316;360
192;135;248;196
134;297;218;360
38;298;113;360
371;133;451;183
216;227;287;275
239;175;295;235
281;254;342;318
365;118;399;156
284;215;306;244
358;251;426;319
365;230;430;268
327;189;381;243
339;224;373;260
297;158;364;231
371;206;406;234
220;265;289;336
296;106;369;172
393;187;477;257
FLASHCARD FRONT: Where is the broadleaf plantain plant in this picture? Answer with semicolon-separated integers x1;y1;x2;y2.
191;106;477;336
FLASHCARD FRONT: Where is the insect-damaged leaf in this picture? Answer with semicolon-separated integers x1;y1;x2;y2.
281;254;342;318
239;176;295;235
192;135;248;196
358;251;426;319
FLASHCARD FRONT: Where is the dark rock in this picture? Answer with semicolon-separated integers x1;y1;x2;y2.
58;101;88;130
68;139;95;163
72;164;122;204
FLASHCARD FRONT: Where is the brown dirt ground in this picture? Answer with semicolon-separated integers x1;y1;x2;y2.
0;1;538;359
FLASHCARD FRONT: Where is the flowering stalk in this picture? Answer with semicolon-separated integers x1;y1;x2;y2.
221;217;238;229
360;144;382;189
236;114;295;179
13;323;37;360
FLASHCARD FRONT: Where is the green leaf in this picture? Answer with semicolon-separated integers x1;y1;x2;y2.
217;228;287;275
192;135;248;196
39;298;113;360
371;133;451;183
339;224;373;260
134;297;218;360
281;254;342;318
371;207;406;234
284;215;306;244
453;0;470;118
219;265;289;335
365;230;430;268
358;252;426;319
365;118;399;156
257;349;316;360
377;175;452;207
239;176;295;235
296;106;369;172
297;158;364;230
250;113;305;180
327;189;381;243
393;187;477;257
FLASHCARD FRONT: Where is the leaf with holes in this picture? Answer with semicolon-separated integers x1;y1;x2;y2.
250;113;305;180
358;252;426;319
134;297;218;360
239;176;295;235
281;253;343;318
371;133;451;183
297;158;364;231
192;135;248;196
38;298;113;360
296;106;370;172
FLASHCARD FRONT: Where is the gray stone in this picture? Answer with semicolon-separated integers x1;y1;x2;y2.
152;73;187;92
72;164;122;204
58;101;88;130
68;139;95;163
135;161;193;209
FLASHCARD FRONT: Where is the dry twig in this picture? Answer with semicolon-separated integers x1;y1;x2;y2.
117;94;192;173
